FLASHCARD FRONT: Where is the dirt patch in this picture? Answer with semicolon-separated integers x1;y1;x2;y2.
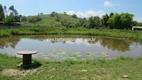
0;69;37;76
81;69;88;72
48;68;56;72
81;77;88;80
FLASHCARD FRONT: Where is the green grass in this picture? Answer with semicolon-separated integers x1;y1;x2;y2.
0;54;21;69
22;13;80;27
0;13;142;40
0;28;142;40
0;54;21;80
0;54;142;80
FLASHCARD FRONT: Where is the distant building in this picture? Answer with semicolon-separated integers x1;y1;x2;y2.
132;26;142;30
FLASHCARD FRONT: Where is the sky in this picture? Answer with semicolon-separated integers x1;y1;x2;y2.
1;0;142;22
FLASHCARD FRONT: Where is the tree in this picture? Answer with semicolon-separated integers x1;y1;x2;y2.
0;4;4;21
55;15;60;21
120;13;134;29
39;13;43;16
9;5;19;22
3;5;7;17
72;14;77;18
78;18;87;27
9;5;14;11
132;21;137;26
107;13;121;29
136;22;142;26
4;15;15;25
21;16;27;21
107;13;134;29
109;12;114;17
101;14;109;28
50;11;56;17
3;5;7;13
88;16;101;28
64;12;66;15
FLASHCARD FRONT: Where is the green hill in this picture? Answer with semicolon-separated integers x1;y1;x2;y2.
22;13;80;28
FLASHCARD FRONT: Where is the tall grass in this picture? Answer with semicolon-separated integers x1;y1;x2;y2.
0;27;142;40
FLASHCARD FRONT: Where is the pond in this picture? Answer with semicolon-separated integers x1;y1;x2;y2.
0;35;142;60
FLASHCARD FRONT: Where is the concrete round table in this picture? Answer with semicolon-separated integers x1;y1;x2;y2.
17;51;38;65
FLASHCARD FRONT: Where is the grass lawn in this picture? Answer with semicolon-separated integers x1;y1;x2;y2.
0;54;142;80
1;28;142;41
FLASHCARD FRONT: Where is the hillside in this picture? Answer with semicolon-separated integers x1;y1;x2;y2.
22;13;81;28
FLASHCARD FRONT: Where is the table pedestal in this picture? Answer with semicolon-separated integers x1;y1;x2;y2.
23;54;32;65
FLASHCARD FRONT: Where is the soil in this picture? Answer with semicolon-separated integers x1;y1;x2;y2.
0;69;37;76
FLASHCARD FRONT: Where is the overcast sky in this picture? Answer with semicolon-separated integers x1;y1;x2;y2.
1;0;142;22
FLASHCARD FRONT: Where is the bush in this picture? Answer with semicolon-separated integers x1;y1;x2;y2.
28;16;42;23
21;16;27;21
50;12;56;17
72;14;77;18
55;16;60;21
4;15;15;25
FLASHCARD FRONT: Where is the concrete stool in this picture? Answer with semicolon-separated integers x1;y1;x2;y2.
17;51;38;65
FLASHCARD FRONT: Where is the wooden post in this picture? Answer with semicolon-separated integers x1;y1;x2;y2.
23;54;32;65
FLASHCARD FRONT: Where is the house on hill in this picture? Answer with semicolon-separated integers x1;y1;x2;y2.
132;26;142;30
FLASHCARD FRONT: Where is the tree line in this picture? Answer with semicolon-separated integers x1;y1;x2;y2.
77;12;142;29
48;12;142;29
23;11;142;29
0;4;21;25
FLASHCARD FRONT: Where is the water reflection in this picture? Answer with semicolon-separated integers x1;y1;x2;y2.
0;37;20;49
0;35;137;52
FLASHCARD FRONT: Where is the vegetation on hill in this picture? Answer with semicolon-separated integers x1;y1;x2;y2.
21;12;135;29
1;4;142;29
0;4;142;29
0;4;142;40
21;11;142;30
21;12;80;28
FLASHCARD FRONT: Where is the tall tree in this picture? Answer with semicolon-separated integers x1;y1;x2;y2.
107;13;134;29
101;14;109;28
88;16;101;28
109;12;114;17
64;12;66;15
78;18;87;27
9;5;19;21
0;4;4;21
3;5;7;17
107;13;121;29
120;13;134;29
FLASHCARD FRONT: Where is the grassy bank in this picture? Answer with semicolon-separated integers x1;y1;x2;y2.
0;54;142;80
0;54;21;80
0;28;142;40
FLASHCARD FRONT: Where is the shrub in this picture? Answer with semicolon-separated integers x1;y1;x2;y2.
28;16;42;23
50;12;56;17
21;16;27;21
72;14;77;18
4;15;15;25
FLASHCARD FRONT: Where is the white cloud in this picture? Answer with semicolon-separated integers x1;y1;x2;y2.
66;10;105;18
104;1;118;7
66;38;94;46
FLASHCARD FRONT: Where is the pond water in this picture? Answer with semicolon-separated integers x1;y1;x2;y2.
0;35;142;60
